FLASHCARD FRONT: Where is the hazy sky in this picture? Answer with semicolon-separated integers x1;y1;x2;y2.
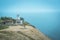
0;0;60;13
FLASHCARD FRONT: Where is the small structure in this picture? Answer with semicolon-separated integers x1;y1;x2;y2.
20;17;24;25
0;17;16;26
0;20;14;26
16;14;26;28
16;14;24;26
16;14;20;25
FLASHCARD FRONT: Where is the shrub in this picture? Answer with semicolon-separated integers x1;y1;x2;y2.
24;21;36;28
0;25;8;30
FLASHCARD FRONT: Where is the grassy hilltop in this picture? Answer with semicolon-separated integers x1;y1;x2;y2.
0;17;35;30
0;17;51;40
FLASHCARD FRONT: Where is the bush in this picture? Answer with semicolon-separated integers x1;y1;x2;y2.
24;21;36;28
24;21;30;25
0;25;8;30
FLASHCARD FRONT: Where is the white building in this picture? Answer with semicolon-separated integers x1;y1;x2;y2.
16;14;24;25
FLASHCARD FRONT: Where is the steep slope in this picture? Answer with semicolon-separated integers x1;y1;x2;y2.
0;25;51;40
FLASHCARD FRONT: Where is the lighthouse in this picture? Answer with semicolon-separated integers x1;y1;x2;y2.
16;14;25;28
16;14;24;25
16;14;20;25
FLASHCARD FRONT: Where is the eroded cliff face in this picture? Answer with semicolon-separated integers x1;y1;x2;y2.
0;25;51;40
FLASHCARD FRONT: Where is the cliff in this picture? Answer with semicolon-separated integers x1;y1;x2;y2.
0;25;51;40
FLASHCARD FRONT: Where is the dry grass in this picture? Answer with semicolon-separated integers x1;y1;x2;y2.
0;25;51;40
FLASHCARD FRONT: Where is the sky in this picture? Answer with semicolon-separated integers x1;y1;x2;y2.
0;0;60;14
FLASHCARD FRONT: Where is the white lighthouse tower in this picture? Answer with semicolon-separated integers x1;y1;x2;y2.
16;14;24;26
16;14;20;25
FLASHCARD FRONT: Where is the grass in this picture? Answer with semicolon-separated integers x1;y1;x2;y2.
24;21;36;28
0;25;8;30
